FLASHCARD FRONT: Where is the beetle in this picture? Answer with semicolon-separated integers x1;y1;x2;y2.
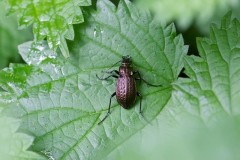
96;55;161;124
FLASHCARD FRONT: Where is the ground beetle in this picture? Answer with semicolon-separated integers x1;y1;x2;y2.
97;55;161;124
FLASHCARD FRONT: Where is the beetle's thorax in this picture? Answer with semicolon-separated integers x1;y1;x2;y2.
119;64;133;77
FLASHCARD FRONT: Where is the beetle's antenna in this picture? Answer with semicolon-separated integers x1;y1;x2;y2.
105;60;121;71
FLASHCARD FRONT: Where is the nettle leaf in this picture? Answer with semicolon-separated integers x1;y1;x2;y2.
0;109;46;160
0;0;187;159
137;0;239;31
4;0;91;57
173;12;240;124
106;13;240;160
152;12;240;160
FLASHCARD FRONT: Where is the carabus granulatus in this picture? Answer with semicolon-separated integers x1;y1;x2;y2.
97;55;161;124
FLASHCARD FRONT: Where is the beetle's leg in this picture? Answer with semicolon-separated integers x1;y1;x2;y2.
96;74;118;80
96;70;119;80
137;92;143;116
133;71;162;87
102;70;119;75
98;92;116;125
137;92;152;124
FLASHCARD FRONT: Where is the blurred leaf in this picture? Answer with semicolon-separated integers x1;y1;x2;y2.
0;1;32;69
0;0;187;159
4;0;92;57
137;0;239;32
0;104;46;160
107;12;240;160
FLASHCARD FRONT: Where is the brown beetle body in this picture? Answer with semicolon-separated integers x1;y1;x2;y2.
116;65;137;109
96;55;161;124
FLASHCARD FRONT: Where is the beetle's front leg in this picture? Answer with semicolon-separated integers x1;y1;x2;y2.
96;74;118;80
96;70;119;80
102;70;119;75
133;71;162;87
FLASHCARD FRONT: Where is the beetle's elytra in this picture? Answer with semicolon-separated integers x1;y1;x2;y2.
96;55;161;124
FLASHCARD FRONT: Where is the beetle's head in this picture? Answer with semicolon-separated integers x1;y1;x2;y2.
122;55;132;65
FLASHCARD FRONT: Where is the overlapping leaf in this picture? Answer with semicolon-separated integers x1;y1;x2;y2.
160;12;240;160
173;12;240;123
4;0;91;57
0;0;187;159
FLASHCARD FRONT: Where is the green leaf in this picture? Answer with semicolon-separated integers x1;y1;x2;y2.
4;0;91;57
137;0;239;31
175;12;240;121
0;106;46;160
106;12;240;160
170;12;240;159
0;0;187;159
0;1;32;69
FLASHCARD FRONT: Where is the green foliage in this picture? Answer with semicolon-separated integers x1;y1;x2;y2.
175;12;240;120
167;12;240;160
106;12;240;160
0;105;46;160
0;1;32;69
4;0;91;57
0;0;187;159
137;0;239;32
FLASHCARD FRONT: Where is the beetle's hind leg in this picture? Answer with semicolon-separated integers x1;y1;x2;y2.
137;92;151;124
98;92;116;125
137;92;143;116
